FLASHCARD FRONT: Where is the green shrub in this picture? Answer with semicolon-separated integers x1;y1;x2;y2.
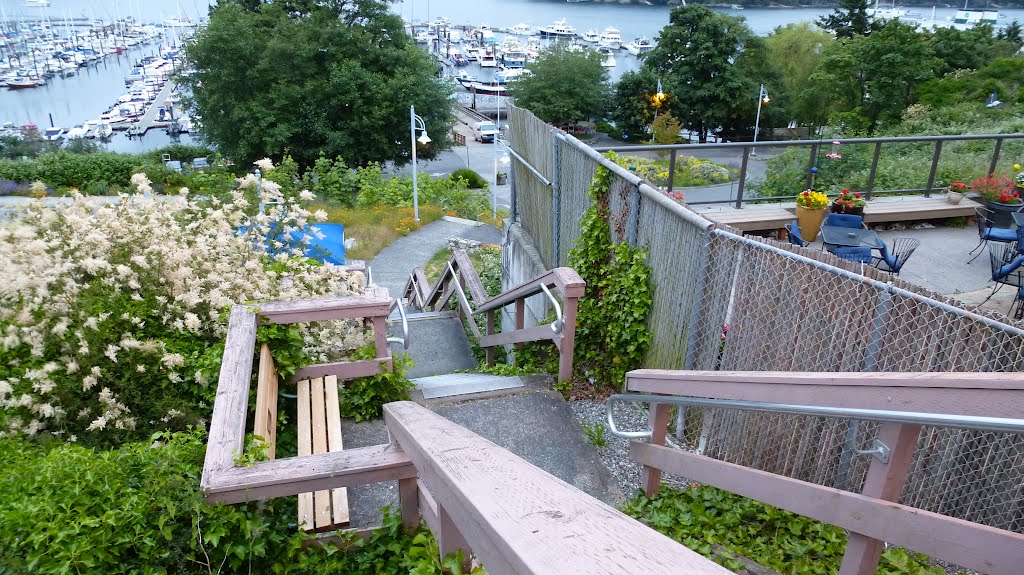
340;346;414;422
595;120;624;140
354;163;489;220
625;485;946;575
690;162;730;184
450;168;488;189
0;431;468;575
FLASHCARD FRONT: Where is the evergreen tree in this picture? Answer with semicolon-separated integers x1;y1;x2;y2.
817;0;877;39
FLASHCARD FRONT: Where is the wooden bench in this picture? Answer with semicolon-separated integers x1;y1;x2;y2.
254;344;350;532
697;207;794;233
862;197;980;223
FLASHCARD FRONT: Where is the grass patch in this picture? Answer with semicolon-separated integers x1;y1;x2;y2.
311;203;446;261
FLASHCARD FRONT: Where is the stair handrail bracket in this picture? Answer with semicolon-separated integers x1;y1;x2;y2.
200;287;415;507
407;250;585;383
624;370;1024;575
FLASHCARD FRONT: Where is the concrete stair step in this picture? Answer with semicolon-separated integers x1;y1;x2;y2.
388;313;477;378
411;373;524;399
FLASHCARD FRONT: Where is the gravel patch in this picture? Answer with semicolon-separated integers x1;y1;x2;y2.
569;399;694;499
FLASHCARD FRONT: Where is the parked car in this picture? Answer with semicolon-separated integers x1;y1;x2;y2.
473;121;499;143
192;157;210;170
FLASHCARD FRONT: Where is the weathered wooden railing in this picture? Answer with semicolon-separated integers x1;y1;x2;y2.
403;249;585;382
201;287;420;537
382;400;731;574
611;371;1024;575
202;289;733;572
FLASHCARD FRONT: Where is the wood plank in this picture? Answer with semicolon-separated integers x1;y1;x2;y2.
296;379;314;531
201;305;257;492
257;294;391;324
253;343;278;460
631;442;1024;575
205;443;417;504
476;267;585;314
383;401;733;575
642;403;670;496
309;377;332;531
324;375;349;527
293;358;390;382
478;324;557;348
454;250;487;303
399;477;420;534
418;479;439;534
625;371;1024;418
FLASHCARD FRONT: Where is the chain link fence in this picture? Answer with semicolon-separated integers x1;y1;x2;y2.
508;106;1024;534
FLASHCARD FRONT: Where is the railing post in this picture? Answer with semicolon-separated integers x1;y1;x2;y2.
990;138;1004;176
838;422;922;575
865;142;882;200
514;297;525;351
551;130;561;268
667;149;677;197
398;477;419;535
372;316;389;359
557;295;579;384
485;310;495;367
734;146;750;209
642;402;671;497
806;142;820;190
438;504;472;571
925;140;943;197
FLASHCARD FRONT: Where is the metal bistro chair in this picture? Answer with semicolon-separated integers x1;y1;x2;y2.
821;213;872;263
969;206;1017;264
784;219;805;247
871;237;921;276
988;242;1024;320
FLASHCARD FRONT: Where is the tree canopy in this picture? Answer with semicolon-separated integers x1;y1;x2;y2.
508;45;609;127
642;5;756;143
183;0;453;167
817;0;877;39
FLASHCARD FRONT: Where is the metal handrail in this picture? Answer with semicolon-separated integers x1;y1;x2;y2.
446;261;476;317
593;132;1024;153
405;270;426;310
605;393;1024;440
538;283;564;334
387;298;410;350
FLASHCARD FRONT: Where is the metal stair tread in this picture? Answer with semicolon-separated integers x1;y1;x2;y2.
412;374;524;399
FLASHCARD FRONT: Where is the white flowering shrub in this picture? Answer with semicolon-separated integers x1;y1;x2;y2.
0;165;367;444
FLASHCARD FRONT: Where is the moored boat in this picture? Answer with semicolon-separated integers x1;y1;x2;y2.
599;27;622;50
538;18;576;39
625;36;654;55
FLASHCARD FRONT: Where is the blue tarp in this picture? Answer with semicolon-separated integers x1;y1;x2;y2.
240;222;346;265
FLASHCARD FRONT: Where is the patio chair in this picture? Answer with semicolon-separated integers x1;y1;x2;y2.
988;242;1024;320
821;213;867;255
968;206;1017;264
784;219;804;247
871;237;921;276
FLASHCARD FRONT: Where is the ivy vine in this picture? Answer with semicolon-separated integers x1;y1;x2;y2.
519;156;654;389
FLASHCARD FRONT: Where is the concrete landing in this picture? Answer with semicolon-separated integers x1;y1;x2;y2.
413;373;524;399
341;391;623;530
390;313;477;378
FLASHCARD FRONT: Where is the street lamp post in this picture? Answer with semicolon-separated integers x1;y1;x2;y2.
650;78;666;143
409;105;431;222
492;94;502;218
752;83;770;157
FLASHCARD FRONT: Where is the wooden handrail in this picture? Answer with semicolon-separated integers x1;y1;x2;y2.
383;401;732;575
626;370;1024;575
402;250;585;382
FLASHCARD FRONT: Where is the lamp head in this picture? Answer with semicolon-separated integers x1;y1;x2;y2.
417;131;431;145
500;154;511;165
762;95;770;104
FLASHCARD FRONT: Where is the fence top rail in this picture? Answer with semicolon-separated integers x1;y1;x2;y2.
382;401;734;575
625;370;1024;420
593;132;1024;153
713;227;1024;338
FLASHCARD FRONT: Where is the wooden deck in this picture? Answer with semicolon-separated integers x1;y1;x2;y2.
695;197;982;232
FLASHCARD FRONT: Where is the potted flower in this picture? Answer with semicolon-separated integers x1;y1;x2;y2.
795;189;829;242
946;182;967;205
496;172;508;185
831;189;866;216
972;174;1020;227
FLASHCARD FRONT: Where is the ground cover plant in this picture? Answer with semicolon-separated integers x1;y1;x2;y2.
310;203;446;261
626;485;955;575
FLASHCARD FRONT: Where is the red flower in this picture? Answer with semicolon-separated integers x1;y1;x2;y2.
803;191;809;196
854;193;861;198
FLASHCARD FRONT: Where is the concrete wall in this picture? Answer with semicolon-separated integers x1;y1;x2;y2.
501;222;550;338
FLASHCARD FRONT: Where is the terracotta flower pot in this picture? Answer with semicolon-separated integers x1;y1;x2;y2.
796;205;826;243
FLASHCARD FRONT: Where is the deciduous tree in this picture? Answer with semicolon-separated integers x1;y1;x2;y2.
508;45;609;127
817;0;877;39
183;0;453;167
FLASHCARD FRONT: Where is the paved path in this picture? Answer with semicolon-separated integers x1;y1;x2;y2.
370;218;501;297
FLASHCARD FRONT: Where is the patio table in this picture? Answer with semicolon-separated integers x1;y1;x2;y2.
819;225;884;249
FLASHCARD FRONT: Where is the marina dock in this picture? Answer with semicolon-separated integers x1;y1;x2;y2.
125;80;177;137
